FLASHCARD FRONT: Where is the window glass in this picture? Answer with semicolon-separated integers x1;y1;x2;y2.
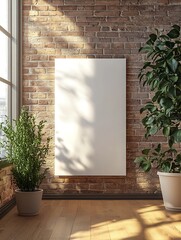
0;82;9;158
0;31;10;81
0;0;9;31
0;82;8;121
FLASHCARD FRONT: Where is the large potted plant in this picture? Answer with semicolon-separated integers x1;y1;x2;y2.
0;108;50;216
134;25;181;211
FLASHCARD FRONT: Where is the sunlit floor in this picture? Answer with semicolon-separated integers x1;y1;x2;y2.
0;200;181;240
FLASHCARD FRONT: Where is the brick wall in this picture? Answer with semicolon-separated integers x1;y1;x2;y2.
22;0;181;195
0;166;14;207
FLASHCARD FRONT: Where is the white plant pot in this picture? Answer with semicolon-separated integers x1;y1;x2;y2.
15;189;43;216
157;172;181;211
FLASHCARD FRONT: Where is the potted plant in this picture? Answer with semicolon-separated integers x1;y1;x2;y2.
0;107;51;216
134;24;181;211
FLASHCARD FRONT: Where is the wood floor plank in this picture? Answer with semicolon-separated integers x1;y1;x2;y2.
90;200;111;240
70;200;91;240
49;200;80;240
70;215;91;240
0;200;181;240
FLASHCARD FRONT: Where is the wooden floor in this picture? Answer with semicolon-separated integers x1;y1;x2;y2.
0;200;181;240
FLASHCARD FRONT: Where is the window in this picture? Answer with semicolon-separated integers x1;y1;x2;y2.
0;0;20;158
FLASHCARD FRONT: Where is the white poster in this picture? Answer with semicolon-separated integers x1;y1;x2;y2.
55;59;126;175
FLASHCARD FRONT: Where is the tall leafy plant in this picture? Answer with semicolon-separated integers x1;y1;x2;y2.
135;25;181;173
0;108;51;191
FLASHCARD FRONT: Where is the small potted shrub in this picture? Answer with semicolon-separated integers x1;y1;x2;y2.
0;107;51;215
134;25;181;211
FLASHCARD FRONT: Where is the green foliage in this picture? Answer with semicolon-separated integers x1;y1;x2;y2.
0;159;11;169
135;144;181;173
135;25;181;173
0;108;51;191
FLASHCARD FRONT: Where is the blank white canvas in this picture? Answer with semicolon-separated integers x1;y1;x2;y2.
55;58;126;176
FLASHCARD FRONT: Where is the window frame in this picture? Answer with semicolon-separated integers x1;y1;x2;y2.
0;0;21;160
0;0;20;123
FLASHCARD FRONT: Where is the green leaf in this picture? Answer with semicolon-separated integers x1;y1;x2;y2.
152;91;162;102
167;58;178;73
169;75;178;83
147;50;156;58
153;78;160;89
135;155;151;172
139;44;153;53
139;73;145;82
149;33;157;42
146;71;154;80
159;97;173;109
166;50;174;60
175;40;181;44
168;137;174;147
142;62;151;69
142;116;148;125
161;161;171;172
160;34;170;40
146;39;154;46
142;148;150;155
140;102;156;113
134;156;145;164
170;127;177;135
146;116;155;125
176;154;181;163
141;161;151;172
172;25;180;32
149;125;158;135
173;129;181;142
165;107;173;115
168;86;176;98
140;107;145;114
163;126;170;136
155;143;161;153
167;29;180;39
165;41;175;49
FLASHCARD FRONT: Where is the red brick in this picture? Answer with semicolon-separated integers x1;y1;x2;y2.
21;0;180;196
95;0;119;5
94;10;120;16
64;0;94;5
97;32;119;37
32;6;48;11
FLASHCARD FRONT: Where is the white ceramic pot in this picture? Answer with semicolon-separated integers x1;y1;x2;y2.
15;189;43;216
157;172;181;211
